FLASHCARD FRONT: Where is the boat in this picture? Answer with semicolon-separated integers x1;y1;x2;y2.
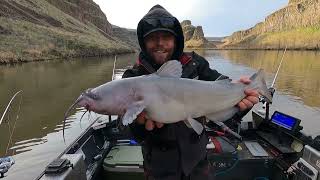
33;100;320;180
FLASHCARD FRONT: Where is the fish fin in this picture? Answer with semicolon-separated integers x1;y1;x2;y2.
249;69;272;103
156;60;182;78
184;117;204;135
206;107;239;122
122;101;145;126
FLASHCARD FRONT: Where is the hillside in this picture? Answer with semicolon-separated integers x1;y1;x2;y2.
222;0;320;50
112;25;139;50
0;0;137;64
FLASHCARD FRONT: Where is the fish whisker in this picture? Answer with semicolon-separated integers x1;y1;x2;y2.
88;110;92;122
63;96;82;143
79;109;88;129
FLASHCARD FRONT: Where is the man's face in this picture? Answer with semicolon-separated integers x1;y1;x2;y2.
144;31;176;65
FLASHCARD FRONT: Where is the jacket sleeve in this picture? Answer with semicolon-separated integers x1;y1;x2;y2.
122;64;145;78
122;65;148;142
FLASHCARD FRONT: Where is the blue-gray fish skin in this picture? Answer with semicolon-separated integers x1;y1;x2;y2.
72;60;271;134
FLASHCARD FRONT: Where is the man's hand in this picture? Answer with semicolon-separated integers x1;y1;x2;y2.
237;76;259;111
136;111;164;131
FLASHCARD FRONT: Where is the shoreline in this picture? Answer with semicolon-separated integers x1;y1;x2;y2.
0;50;136;66
186;47;320;51
2;47;319;66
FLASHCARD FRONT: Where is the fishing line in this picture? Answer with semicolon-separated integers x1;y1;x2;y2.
92;116;103;150
5;91;23;156
258;47;287;116
271;47;287;88
0;90;22;125
63;96;83;142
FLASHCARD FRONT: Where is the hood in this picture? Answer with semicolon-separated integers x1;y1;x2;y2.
137;5;184;67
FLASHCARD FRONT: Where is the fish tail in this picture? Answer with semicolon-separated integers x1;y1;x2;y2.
249;69;272;103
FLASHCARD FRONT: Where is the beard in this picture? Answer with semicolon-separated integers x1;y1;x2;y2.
147;47;175;65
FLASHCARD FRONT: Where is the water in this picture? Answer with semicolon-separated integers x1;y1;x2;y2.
0;50;319;179
0;54;135;179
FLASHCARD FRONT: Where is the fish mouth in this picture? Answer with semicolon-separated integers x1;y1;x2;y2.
62;89;100;142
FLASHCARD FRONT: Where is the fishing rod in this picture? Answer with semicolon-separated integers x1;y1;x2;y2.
0;90;23;125
271;47;287;88
110;55;117;122
217;47;288;141
259;47;287;120
5;91;23;155
0;90;22;178
112;55;117;81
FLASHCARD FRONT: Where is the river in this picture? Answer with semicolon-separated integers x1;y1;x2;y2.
0;50;319;179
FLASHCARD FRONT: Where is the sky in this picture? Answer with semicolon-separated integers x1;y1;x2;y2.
93;0;288;37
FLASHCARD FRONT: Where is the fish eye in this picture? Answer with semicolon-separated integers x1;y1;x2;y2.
86;91;100;100
93;94;99;100
91;93;100;100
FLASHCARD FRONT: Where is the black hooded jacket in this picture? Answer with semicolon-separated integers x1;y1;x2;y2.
122;5;228;177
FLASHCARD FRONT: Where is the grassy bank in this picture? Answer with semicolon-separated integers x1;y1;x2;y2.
0;0;135;64
223;26;320;50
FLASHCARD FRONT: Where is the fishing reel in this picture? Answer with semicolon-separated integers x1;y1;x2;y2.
259;87;275;104
257;87;275;117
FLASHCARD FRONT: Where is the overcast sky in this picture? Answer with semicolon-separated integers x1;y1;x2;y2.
93;0;288;37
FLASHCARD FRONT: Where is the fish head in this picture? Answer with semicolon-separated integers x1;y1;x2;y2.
76;87;118;115
77;81;134;115
62;80;137;141
62;85;112;142
77;88;103;113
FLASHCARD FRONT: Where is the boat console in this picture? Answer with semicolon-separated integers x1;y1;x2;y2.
255;111;303;154
203;109;320;180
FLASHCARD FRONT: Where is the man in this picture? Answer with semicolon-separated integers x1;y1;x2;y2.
122;5;259;180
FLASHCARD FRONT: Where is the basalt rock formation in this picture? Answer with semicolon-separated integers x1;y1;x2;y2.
0;0;138;64
222;0;320;50
181;20;216;48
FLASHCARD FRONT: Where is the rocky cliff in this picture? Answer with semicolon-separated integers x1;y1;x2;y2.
0;0;137;64
181;20;216;48
45;0;113;35
223;0;320;50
